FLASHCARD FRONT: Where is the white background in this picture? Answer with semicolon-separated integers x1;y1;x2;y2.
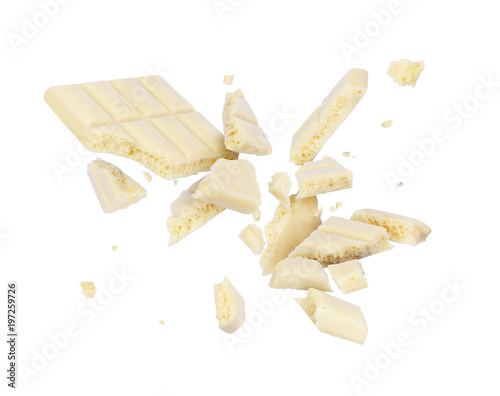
1;0;499;395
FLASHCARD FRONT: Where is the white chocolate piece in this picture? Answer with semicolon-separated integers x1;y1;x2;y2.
87;158;146;213
239;224;265;255
387;59;424;87
193;159;261;214
223;89;272;155
296;156;353;199
214;277;245;334
314;207;323;219
261;195;321;275
328;260;367;294
112;245;118;251
253;208;261;222
268;172;291;210
290;69;368;165
269;258;331;291
289;216;393;266
223;75;234;85
330;202;343;212
351;208;431;246
44;76;237;180
296;288;367;344
143;171;152;182
80;282;96;299
381;120;393;128
174;179;179;185
167;178;225;245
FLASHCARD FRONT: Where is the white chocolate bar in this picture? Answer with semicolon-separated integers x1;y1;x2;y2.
289;216;393;265
223;89;272;155
214;277;245;334
387;59;424;87
167;178;225;245
296;288;368;344
87;158;146;213
260;195;321;275
239;224;265;255
290;69;368;165
295;156;353;199
268;172;291;210
328;260;367;294
351;208;431;246
44;76;238;179
269;258;331;291
80;282;96;299
192;159;261;214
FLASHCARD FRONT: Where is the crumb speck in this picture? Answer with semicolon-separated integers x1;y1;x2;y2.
382;120;393;128
329;202;343;212
223;75;234;85
253;208;261;222
80;282;96;299
143;172;152;182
